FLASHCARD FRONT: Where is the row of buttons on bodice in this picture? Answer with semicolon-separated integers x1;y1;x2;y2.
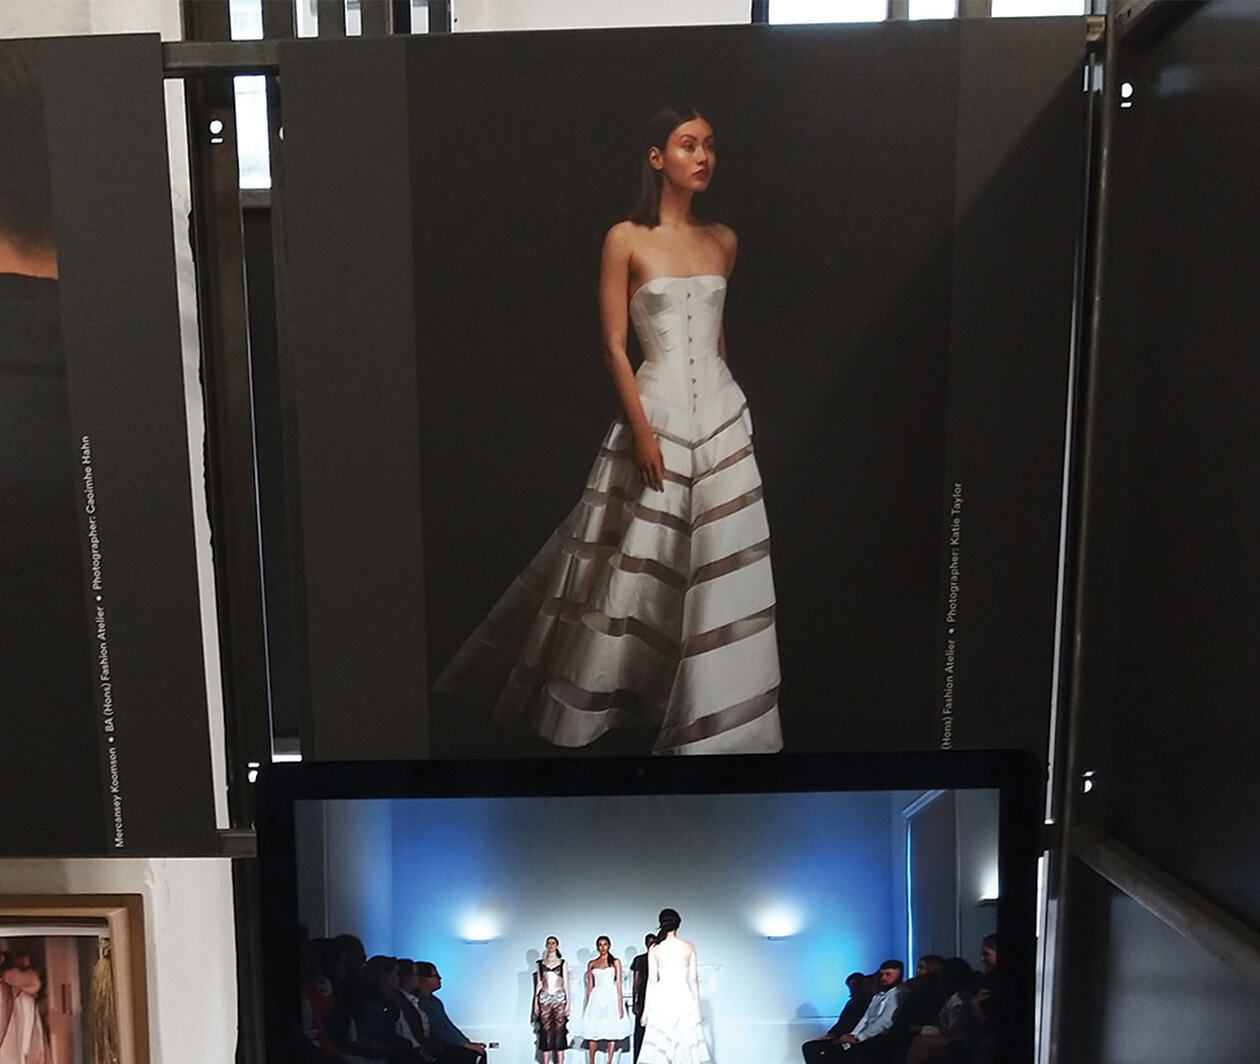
687;289;697;412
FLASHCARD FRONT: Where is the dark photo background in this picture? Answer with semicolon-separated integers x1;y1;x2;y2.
278;18;1085;761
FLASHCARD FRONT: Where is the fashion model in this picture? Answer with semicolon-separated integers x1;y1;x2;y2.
436;105;782;756
638;909;710;1064
533;936;571;1064
577;936;630;1064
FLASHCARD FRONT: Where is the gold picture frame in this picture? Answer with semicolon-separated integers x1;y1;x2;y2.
0;894;148;1064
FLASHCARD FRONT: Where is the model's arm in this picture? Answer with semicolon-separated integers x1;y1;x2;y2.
561;960;571;1016
716;224;738;363
614;959;626;1017
532;968;540;1021
586;962;595;1007
686;948;701;1007
1;969;39;996
601;223;665;491
642;948;658;1027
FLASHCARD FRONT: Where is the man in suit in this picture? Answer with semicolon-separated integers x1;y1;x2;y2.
414;961;487;1064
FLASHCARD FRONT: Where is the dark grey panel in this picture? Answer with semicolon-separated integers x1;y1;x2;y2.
278;37;429;759
1074;0;1260;925
39;33;217;853
942;18;1086;754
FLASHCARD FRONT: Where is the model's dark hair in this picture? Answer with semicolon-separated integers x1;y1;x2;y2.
0;40;54;250
629;104;706;228
657;908;681;935
596;935;617;967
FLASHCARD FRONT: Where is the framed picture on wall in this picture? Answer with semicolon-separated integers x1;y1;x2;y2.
0;894;147;1064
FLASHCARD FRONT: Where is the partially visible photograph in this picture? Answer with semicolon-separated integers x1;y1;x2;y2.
0;895;146;1064
0;40;91;731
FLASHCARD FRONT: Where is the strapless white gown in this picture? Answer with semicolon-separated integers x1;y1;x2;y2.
435;274;782;755
577;965;631;1042
638;967;710;1064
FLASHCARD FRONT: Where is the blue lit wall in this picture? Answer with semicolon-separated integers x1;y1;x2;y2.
381;790;901;1064
298;788;1001;1064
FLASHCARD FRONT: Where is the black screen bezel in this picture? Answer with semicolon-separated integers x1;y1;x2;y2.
257;750;1042;1062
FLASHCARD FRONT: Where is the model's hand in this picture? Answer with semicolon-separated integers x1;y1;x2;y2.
838;1034;858;1045
633;430;665;492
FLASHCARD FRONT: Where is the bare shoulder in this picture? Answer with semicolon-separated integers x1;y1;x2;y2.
708;222;737;255
604;219;640;254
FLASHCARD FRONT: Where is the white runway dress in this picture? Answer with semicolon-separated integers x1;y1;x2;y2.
577;966;631;1042
435;274;782;755
638;966;710;1064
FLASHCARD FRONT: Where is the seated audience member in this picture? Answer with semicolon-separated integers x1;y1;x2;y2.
320;936;362;1054
414;962;487;1064
809;960;906;1064
970;934;1004;1064
971;935;1000;1027
899;955;946;1032
902;957;977;1064
838;960;908;1063
802;972;872;1064
353;955;426;1062
300;937;340;1062
395;959;441;1062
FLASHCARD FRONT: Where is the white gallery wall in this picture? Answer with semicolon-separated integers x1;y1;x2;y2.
0;858;237;1064
451;0;750;31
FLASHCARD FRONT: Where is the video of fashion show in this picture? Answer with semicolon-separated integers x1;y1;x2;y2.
294;787;1004;1064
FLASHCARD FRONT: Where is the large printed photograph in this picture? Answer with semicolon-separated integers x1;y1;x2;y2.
406;21;1086;759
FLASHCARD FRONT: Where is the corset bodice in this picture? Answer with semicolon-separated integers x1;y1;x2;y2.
630;274;736;419
539;964;565;994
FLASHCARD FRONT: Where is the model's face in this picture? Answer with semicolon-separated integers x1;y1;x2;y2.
546;937;559;953
596;937;610;955
650;117;716;193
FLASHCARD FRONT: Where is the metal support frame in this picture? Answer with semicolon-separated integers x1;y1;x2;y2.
180;0;273;835
1112;0;1205;46
1050;0;1260;1056
1071;825;1260;988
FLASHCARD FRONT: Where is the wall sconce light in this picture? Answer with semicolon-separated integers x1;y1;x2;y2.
460;907;502;944
756;907;800;940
